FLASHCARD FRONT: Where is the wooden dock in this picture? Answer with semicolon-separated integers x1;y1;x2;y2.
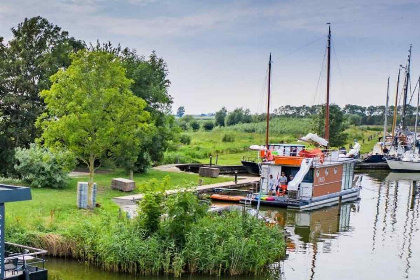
113;177;260;202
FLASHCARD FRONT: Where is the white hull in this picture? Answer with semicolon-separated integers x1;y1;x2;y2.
386;159;420;171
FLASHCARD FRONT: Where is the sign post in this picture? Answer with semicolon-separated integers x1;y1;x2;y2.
0;203;4;280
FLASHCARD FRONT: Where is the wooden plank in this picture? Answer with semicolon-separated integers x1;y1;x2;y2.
113;177;259;202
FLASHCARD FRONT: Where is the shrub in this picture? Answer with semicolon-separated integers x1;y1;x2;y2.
164;190;208;246
203;121;214;131
190;121;200;131
180;134;191;145
14;144;75;188
222;133;235;142
179;121;188;131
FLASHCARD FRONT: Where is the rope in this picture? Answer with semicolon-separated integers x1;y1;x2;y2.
312;43;328;106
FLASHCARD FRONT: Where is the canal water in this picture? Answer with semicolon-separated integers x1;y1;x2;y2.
46;171;420;280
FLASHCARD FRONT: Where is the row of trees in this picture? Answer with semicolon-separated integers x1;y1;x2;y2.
0;17;176;185
209;104;419;128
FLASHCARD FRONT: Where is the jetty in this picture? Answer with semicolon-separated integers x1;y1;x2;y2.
112;177;259;217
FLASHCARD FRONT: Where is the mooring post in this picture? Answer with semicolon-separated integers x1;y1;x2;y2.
234;171;238;185
215;154;219;165
209;156;212;167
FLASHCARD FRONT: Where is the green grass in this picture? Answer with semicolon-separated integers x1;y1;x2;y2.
5;169;230;235
167;120;381;165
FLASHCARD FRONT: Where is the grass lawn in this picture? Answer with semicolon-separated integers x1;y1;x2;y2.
5;169;231;236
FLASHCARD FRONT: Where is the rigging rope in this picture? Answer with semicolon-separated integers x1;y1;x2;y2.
275;36;324;60
312;44;327;107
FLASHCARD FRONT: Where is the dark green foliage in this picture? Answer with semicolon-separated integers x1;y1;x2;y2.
191;121;200;131
226;108;252;126
180;134;191;145
222;133;235;142
215;107;227;126
312;104;348;147
89;42;176;168
0;16;84;176
14;144;75;188
177;106;185;117
203;121;214;131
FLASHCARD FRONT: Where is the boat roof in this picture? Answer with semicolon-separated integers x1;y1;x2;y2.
269;144;305;147
0;185;32;203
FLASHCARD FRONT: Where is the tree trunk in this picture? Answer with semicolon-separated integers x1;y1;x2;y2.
88;155;95;210
129;169;134;180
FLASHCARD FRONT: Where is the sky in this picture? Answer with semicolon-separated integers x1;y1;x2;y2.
0;0;420;115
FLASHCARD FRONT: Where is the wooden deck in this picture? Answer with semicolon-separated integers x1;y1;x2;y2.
113;177;260;202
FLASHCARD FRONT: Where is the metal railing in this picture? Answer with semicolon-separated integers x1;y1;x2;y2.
4;242;47;278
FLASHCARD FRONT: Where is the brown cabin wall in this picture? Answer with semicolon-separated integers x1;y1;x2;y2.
312;164;343;197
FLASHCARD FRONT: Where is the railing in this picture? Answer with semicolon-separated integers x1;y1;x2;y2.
4;242;47;278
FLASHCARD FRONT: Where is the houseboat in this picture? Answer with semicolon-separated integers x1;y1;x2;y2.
1;185;48;280
240;151;361;210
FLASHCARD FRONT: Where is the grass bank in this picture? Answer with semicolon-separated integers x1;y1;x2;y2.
5;174;285;276
5;169;230;234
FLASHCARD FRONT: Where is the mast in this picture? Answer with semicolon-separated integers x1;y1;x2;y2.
415;76;420;141
265;53;272;150
401;45;412;130
325;24;331;144
383;76;390;144
391;69;401;139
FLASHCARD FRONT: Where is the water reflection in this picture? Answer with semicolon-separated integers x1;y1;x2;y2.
46;171;420;280
267;171;420;280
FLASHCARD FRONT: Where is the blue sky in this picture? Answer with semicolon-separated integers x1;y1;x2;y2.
0;0;419;114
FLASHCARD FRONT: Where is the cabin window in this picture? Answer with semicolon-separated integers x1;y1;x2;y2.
325;168;329;176
316;170;320;177
334;167;338;174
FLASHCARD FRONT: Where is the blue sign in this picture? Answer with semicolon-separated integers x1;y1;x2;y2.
0;203;4;280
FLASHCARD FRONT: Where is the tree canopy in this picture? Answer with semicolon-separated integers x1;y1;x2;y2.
0;16;84;175
38;50;150;207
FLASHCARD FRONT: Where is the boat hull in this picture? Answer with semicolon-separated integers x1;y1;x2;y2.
386;158;420;171
363;154;385;163
241;160;260;175
240;188;360;210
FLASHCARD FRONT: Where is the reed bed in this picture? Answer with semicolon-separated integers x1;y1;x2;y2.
7;194;285;277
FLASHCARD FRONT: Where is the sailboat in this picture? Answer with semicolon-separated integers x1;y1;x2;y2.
386;73;420;171
240;54;305;175
240;25;362;210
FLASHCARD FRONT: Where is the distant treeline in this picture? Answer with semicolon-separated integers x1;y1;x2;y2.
212;104;418;127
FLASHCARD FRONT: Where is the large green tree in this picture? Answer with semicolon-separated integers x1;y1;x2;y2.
312;104;347;147
38;50;149;208
89;43;177;169
0;16;84;175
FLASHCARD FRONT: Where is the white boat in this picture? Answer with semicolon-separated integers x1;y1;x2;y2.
386;157;420;171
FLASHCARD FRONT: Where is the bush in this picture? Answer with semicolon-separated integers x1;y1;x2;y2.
190;121;200;131
222;133;235;142
179;121;188;131
14;144;75;188
180;134;191;145
203;121;214;131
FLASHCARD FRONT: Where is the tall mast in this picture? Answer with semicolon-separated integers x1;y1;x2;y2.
391;69;401;139
401;45;412;130
383;76;390;144
415;76;420;140
325;24;331;144
265;53;272;150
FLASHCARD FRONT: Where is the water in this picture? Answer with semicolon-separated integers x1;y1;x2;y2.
46;171;420;280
